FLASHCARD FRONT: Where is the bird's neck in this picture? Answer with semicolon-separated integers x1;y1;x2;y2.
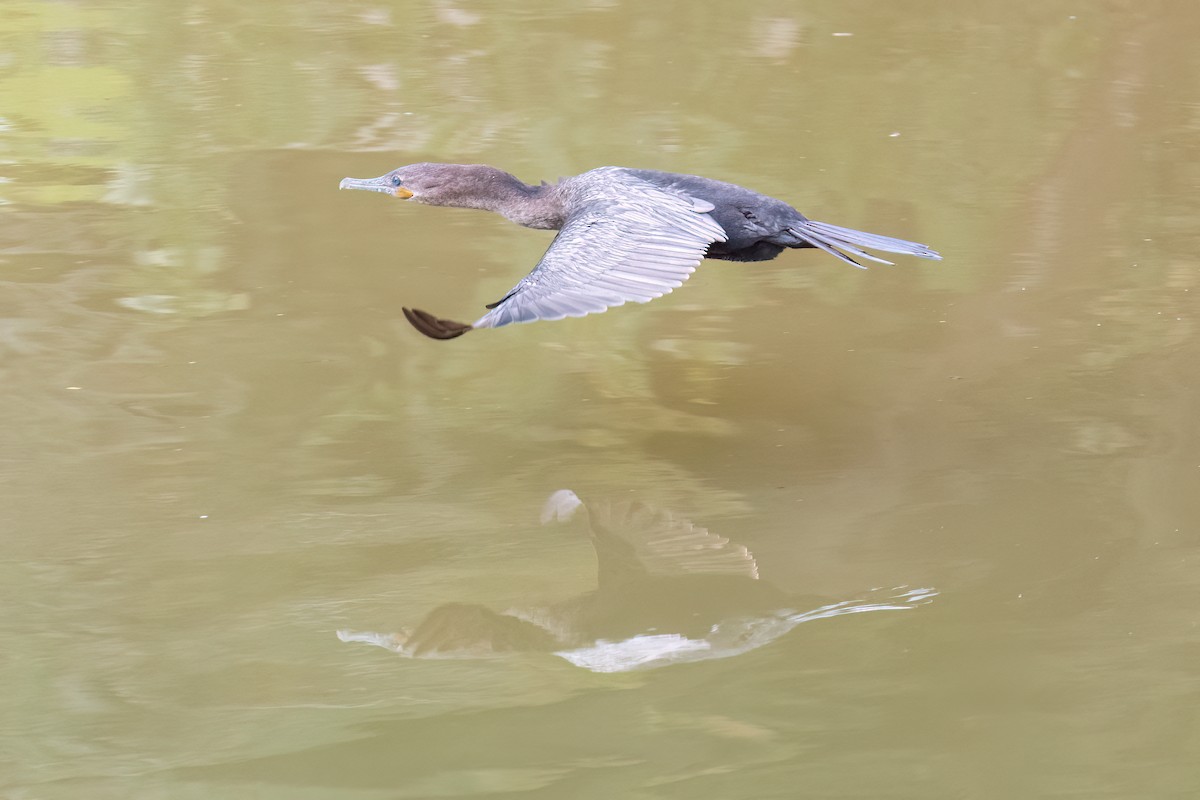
417;170;566;229
486;176;565;230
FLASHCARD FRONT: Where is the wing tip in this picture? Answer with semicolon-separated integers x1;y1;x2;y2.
402;307;473;340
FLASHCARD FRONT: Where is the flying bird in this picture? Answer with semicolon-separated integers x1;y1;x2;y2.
339;163;941;340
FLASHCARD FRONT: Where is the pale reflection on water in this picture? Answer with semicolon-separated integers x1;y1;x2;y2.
2;1;1199;798
337;490;937;672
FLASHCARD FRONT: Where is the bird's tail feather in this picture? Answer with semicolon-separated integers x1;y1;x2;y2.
787;220;942;269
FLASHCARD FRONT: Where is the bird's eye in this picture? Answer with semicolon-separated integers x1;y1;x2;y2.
390;175;403;187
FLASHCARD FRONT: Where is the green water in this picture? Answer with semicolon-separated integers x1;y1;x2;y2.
2;2;1198;797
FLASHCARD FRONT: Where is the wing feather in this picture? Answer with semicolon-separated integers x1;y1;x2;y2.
472;168;727;330
585;500;761;588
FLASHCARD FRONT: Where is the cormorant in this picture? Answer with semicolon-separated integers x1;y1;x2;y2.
339;164;941;340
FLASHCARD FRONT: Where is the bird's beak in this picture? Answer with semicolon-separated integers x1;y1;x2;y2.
339;174;414;199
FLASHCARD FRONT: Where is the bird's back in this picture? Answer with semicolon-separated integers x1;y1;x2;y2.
616;168;805;257
624;167;796;212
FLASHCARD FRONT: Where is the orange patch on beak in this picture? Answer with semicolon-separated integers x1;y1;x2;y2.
394;186;414;199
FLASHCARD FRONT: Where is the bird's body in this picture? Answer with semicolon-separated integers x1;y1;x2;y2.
339;164;941;339
621;168;815;262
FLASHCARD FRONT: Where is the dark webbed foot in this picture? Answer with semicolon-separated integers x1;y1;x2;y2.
402;307;473;340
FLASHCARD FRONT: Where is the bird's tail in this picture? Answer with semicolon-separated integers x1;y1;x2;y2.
787;219;942;269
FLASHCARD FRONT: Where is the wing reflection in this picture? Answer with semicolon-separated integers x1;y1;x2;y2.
338;490;937;673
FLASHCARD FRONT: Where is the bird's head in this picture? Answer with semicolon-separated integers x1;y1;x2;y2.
338;163;523;206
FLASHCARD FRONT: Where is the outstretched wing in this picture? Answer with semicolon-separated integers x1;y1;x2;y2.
471;171;728;330
585;500;760;590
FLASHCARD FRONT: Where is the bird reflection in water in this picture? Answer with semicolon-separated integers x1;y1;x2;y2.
338;491;937;673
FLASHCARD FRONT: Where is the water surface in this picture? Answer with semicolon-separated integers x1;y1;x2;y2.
2;2;1198;797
